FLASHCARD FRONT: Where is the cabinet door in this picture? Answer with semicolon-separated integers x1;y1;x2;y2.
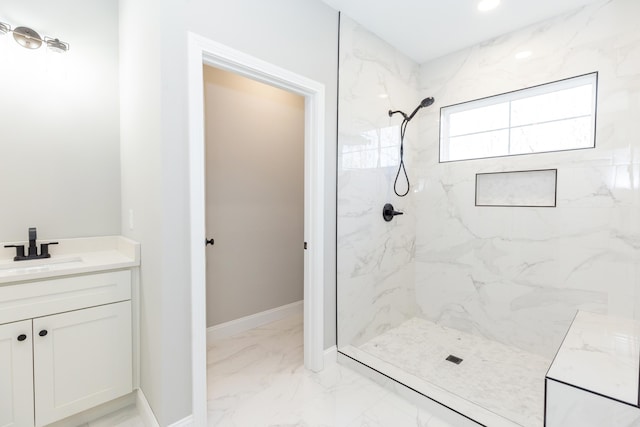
33;301;132;427
0;320;34;427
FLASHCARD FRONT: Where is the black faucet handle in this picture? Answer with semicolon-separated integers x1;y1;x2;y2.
40;242;58;258
4;244;26;260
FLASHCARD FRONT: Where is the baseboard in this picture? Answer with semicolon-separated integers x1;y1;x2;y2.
46;392;136;427
136;389;159;427
137;389;194;427
207;300;303;342
169;415;194;427
324;345;337;367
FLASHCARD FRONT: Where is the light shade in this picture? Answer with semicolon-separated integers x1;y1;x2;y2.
13;26;43;49
46;37;69;53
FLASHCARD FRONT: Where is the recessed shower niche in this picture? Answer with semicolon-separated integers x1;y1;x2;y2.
337;2;640;426
475;169;557;207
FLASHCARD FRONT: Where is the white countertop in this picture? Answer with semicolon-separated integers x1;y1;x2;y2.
0;236;140;284
546;310;640;405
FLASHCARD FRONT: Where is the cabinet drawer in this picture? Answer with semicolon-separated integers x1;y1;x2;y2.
0;271;131;324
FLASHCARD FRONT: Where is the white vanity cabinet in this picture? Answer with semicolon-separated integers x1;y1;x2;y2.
0;319;34;427
0;270;133;427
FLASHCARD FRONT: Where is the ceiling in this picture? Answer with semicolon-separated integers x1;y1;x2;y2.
321;0;602;63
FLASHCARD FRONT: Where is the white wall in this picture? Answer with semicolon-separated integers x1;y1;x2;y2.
0;0;120;242
120;0;338;424
204;66;304;326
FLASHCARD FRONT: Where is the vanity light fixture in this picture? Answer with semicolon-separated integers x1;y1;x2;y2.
0;21;69;53
45;37;69;53
477;0;500;12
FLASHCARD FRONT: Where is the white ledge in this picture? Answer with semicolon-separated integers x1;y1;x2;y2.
0;236;140;285
547;310;640;405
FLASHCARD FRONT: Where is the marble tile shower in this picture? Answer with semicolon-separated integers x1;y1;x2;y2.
414;0;640;359
337;15;420;348
337;0;640;425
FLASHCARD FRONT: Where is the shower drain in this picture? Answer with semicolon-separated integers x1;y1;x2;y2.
445;354;463;365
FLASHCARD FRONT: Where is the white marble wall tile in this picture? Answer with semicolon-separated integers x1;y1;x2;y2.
413;0;640;358
547;311;640;405
337;16;421;347
546;379;640;427
337;0;640;422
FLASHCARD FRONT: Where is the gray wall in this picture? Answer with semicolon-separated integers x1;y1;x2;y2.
204;66;304;327
119;0;193;424
120;0;338;424
0;0;120;242
187;0;339;349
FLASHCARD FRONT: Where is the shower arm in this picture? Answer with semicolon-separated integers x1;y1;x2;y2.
388;109;408;120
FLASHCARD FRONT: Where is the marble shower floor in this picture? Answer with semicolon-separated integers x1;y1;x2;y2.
354;317;552;427
207;313;458;426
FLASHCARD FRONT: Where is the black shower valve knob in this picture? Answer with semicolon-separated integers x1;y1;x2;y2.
382;203;404;222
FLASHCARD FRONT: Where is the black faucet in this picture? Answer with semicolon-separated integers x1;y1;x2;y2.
28;227;38;257
4;227;58;261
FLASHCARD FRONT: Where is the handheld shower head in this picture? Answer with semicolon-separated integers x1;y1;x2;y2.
420;97;435;108
407;97;435;121
387;96;436;197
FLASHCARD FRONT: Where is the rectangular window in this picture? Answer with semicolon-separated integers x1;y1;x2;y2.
439;73;597;162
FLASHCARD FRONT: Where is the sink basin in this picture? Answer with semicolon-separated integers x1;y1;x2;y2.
0;256;84;275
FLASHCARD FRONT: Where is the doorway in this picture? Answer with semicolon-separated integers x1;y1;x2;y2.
187;33;326;426
203;65;305;334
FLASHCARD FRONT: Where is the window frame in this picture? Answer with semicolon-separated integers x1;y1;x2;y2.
439;72;598;163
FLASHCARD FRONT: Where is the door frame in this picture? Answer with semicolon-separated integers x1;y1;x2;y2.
187;32;326;426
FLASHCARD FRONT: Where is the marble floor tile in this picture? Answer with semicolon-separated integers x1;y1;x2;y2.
85;404;145;427
81;314;463;426
357;317;552;427
207;313;457;427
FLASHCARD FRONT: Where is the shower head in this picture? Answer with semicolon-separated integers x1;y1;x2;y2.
407;97;435;121
388;96;435;197
420;97;435;108
388;97;435;121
